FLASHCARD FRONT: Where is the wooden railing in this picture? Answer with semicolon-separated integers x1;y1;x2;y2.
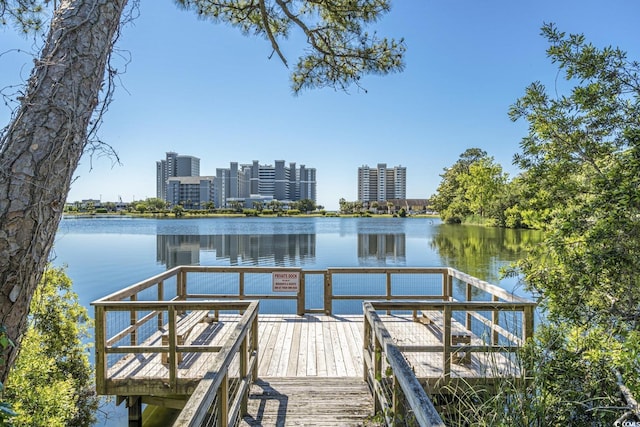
93;265;530;316
363;301;445;426
92;299;258;397
323;267;451;315
363;297;535;425
172;302;259;426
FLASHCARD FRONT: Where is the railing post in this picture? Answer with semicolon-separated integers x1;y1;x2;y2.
240;333;248;416
168;305;178;392
130;294;137;346
177;269;187;316
94;305;107;395
523;305;534;341
492;295;500;345
178;269;186;299
297;273;305;316
386;271;392;315
443;305;452;380
324;271;332;315
251;313;259;381
442;270;452;300
239;272;245;315
363;315;371;381
392;375;401;422
466;282;472;330
217;372;229;427
157;280;164;330
374;335;382;414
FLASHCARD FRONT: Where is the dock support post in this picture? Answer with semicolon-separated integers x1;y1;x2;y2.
127;396;142;427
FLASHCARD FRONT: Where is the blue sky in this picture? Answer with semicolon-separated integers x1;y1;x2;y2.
2;1;639;210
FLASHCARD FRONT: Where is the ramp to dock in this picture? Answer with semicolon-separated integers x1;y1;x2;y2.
241;377;374;426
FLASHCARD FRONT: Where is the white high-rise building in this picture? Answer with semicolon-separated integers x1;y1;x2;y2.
357;163;406;203
156;152;200;200
214;160;316;208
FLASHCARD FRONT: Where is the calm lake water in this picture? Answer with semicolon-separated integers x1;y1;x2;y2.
51;215;543;425
53;216;543;311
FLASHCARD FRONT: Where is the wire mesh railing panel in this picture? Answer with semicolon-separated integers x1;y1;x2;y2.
242;272;278;295
390;272;442;296
187;272;239;296
303;271;324;310
332;272;387;296
198;392;221;427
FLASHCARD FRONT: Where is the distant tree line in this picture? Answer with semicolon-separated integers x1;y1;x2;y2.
431;148;527;228
64;198;323;217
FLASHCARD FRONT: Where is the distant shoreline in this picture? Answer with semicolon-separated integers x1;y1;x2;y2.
61;212;440;220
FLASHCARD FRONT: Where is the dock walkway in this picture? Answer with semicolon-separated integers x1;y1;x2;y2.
242;377;374;426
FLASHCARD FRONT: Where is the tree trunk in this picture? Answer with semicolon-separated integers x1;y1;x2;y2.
0;0;128;383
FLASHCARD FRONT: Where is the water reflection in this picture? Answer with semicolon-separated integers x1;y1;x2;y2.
357;233;406;266
157;234;316;268
431;224;544;284
157;232;411;269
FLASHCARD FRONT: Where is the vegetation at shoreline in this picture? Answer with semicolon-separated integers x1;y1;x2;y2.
3;266;97;426
64;196;440;219
429;24;640;425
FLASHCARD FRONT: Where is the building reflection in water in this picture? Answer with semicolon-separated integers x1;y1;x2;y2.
357;233;406;266
157;234;316;268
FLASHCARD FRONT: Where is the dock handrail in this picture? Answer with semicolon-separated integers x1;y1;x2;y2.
365;300;535;381
92;299;258;396
363;301;445;426
173;301;259;426
91;266;528;317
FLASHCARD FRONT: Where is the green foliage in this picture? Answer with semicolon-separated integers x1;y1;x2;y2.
135;203;147;214
441;325;625;426
4;266;98;427
509;22;640;409
0;326;17;424
174;0;405;92
6;329;78;426
0;0;49;32
293;198;317;213
172;204;184;217
431;148;512;224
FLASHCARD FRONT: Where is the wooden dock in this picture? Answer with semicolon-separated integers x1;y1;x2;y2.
92;266;535;426
107;313;517;385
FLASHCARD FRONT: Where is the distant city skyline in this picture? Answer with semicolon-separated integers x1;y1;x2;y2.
2;1;639;210
155;152;317;208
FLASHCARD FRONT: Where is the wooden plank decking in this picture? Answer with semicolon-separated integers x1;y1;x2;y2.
241;377;374;426
107;313;517;390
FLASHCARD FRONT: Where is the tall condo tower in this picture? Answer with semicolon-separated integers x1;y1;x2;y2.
357;163;406;203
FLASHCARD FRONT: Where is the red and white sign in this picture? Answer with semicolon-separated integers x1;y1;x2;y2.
272;271;300;292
